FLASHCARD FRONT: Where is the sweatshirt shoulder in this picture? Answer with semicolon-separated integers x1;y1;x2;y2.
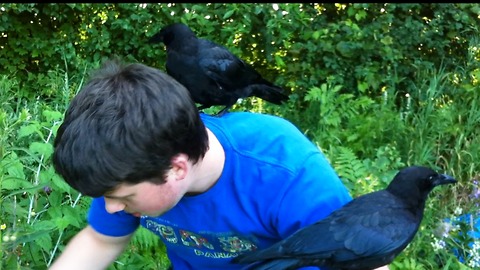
203;112;301;137
202;112;319;168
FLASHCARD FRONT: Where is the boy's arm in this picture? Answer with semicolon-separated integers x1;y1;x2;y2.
49;225;133;270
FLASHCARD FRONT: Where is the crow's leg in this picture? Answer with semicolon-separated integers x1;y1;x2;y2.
215;106;231;117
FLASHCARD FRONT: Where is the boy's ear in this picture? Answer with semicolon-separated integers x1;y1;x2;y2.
169;153;189;181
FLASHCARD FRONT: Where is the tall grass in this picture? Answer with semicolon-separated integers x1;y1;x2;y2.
0;64;87;269
288;37;480;269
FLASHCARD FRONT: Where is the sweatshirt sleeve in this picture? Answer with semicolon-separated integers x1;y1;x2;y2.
87;196;140;237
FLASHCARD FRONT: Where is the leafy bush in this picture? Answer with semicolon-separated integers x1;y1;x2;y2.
1;3;480;270
1;3;479;102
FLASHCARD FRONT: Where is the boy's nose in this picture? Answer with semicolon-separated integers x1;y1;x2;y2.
104;198;126;214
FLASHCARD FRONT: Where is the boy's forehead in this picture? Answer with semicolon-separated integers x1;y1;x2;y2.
103;183;135;199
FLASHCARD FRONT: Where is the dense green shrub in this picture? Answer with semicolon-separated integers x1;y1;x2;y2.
1;3;479;270
1;3;478;100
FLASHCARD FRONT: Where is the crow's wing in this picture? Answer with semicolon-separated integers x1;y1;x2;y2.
163;40;227;104
197;39;261;91
291;192;417;258
325;194;419;266
235;191;419;266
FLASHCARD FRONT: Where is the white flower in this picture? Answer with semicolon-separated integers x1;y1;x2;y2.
431;238;446;251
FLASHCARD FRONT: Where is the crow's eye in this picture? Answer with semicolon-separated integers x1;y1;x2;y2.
428;175;435;181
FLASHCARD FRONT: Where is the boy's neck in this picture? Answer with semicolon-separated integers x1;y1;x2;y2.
186;128;225;195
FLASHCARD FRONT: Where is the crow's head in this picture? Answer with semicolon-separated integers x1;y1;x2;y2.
149;23;195;47
387;166;457;203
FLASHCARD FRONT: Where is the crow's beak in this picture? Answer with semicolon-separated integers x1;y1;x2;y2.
149;32;163;43
433;174;457;186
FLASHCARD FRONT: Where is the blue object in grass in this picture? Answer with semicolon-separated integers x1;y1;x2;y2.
449;213;479;264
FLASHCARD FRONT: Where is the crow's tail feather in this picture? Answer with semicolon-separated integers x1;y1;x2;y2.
249;84;289;105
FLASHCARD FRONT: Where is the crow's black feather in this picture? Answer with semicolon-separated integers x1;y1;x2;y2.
231;166;457;270
149;23;289;116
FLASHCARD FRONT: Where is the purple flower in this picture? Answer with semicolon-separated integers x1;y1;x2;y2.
43;186;52;194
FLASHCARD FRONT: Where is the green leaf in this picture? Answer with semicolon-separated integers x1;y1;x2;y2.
29;141;53;158
55;216;71;231
62;207;82;228
274;55;285;68
2;184;41;197
357;81;369;93
35;233;53;252
380;36;393;46
223;9;235;19
18;123;40;138
0;176;33;190
355;10;367;21
47;191;63;206
51;173;72;193
304;86;322;102
42;110;64;123
2;155;26;179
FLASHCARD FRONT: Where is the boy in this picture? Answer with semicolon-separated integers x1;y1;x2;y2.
50;60;386;269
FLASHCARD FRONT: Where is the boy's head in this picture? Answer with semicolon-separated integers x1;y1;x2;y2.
53;59;209;197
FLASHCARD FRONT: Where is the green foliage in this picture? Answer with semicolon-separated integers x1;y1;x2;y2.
108;227;170;270
1;3;480;269
326;145;404;197
0;65;89;269
1;3;479;107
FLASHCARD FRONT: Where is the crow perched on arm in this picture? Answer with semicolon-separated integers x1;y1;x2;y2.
231;166;457;270
149;23;289;116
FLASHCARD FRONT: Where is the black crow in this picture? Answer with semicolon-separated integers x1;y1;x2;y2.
149;23;289;116
231;166;457;270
